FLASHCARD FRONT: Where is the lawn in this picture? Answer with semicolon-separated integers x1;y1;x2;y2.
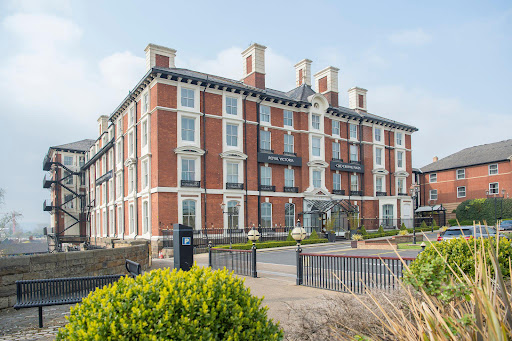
397;240;437;250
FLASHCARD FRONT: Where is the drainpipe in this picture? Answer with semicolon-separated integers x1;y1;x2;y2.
256;97;263;228
243;93;249;229
388;129;392;196
134;94;139;238
358;119;364;219
202;77;208;232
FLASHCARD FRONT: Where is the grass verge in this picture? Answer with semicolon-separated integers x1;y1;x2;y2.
215;238;328;250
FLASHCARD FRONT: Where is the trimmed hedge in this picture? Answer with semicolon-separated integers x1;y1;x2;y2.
216;238;328;250
56;267;283;340
362;230;399;240
455;198;512;225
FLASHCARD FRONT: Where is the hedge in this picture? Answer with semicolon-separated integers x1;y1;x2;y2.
455;198;512;225
216;238;328;250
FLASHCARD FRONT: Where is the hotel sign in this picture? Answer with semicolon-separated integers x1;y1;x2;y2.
330;161;364;173
96;170;113;186
257;153;302;167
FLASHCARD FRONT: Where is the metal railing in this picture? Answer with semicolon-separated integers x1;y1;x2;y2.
298;253;415;294
209;247;257;277
162;226;296;253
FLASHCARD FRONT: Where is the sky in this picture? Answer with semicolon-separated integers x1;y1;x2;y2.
0;0;510;227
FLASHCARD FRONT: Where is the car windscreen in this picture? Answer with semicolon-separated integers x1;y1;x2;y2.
501;221;512;226
472;226;496;234
444;229;471;236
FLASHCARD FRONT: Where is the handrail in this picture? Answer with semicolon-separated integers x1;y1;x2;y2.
300;252;416;261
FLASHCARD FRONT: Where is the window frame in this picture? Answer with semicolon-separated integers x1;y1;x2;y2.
429;189;438;200
283;110;293;127
430;173;437;183
457;186;466;198
456;168;465;180
332;142;340;160
489;164;498;175
396;151;404;168
350;145;358;162
260;105;271;123
284;168;295;187
261;202;272;228
260;130;271;151
284;134;294;154
285;203;295;228
182;199;196;229
374;127;382;142
226;162;239;183
375;147;383;166
260;166;272;186
312;114;320;130
225;96;238;115
349;124;358;140
333;173;341;191
181;87;195;108
141;119;148;147
312;170;321;188
489;182;499;195
332;120;340;136
181;158;196;181
142;200;149;234
181;116;195;142
351;174;359;191
312;137;321;157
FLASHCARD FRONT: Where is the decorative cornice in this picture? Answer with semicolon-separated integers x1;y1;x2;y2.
394;171;410;177
307;160;329;168
220;151;248;160
174;146;206;155
372;168;390;175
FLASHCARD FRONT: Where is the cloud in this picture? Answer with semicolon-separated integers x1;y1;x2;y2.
371;85;512;167
388;28;432;46
99;52;146;99
6;0;72;15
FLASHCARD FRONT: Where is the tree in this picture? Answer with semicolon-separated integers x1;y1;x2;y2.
0;188;23;238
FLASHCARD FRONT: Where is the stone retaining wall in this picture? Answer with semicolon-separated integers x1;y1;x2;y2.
0;244;149;309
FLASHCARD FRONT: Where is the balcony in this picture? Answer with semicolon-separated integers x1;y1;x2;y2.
259;185;276;192
398;193;409;196
333;189;345;195
350;190;363;196
181;180;201;188
226;182;244;190
376;191;387;197
331;158;344;162
43;200;53;212
258;148;274;154
43;176;54;189
283;151;297;156
283;186;298;193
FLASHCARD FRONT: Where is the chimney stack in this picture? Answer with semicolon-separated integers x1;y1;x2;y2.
295;59;312;87
145;43;177;72
314;66;339;107
97;115;108;135
242;43;266;89
433;156;439;163
348;87;368;111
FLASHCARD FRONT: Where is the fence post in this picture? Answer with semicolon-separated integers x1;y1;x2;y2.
208;241;212;268
252;244;257;278
296;244;303;285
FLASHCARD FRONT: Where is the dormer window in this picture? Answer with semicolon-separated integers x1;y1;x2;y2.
312;114;320;129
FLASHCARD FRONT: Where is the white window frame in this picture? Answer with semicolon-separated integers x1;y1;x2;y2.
181;158;196;181
312;170;321;188
260;105;271;124
374;127;382;143
261;202;272;228
312;137;321;157
181;116;195;143
333;173;341;191
429;189;438;200
457;186;466;198
141;119;148;147
375;147;383;166
284;134;294;154
456;168;465;180
225;96;238;116
182;199;197;229
142;159;149;189
180;87;195;109
349;124;358;140
430;173;437;183
332;142;340;160
142;200;149;234
489;182;499;195
332;120;340;136
285;203;295;228
396;178;405;195
489;164;498;175
351;174;359;191
116;173;123;199
261;166;272;186
63;155;73;166
396;151;404;169
129;106;135;127
312;114;320;130
128;131;134;157
284;168;295;187
260;130;271;151
375;176;384;193
226;162;239;184
109;208;114;236
142;91;150;114
350;145;358;162
117;205;123;236
226;123;238;147
117;117;123;137
283;110;293;128
129;203;135;235
396;132;403;146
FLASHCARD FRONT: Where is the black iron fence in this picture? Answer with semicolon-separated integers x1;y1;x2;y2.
162;226;296;253
209;247;257;278
357;217;439;231
298;253;415;294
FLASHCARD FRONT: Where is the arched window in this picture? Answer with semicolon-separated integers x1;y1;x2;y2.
261;202;272;228
285;203;295;227
183;200;196;229
227;201;240;229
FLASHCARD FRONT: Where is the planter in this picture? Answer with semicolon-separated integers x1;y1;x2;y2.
351;240;358;248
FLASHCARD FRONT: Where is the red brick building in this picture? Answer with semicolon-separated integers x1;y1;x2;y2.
44;43;417;253
419;139;512;219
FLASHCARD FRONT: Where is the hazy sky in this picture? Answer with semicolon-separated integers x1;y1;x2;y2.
0;0;510;226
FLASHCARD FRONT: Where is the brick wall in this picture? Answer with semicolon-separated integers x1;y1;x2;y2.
0;244;149;310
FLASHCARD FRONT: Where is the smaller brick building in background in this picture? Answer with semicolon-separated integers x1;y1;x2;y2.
419;139;512;220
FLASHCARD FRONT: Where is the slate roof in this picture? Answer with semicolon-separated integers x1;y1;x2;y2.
421;139;512;173
51;139;96;153
143;67;417;131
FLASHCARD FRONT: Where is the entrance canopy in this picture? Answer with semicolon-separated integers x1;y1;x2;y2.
415;205;445;213
300;199;357;215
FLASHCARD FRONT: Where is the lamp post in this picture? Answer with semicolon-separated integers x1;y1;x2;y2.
409;184;420;244
247;226;260;278
292;219;307;285
486;189;506;226
221;202;240;249
428;199;437;232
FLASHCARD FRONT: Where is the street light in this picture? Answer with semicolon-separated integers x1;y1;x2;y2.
221;202;241;249
428;199;437;232
292;219;307;285
486;189;506;226
247;226;260;278
409;184;420;244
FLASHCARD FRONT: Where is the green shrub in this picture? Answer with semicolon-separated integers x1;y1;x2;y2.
404;237;512;299
286;230;294;241
455;198;512;225
420;220;428;229
400;223;407;230
217;239;328;250
448;218;458;226
57;267;283;340
358;225;368;235
309;230;320;240
431;219;438;228
377;225;384;234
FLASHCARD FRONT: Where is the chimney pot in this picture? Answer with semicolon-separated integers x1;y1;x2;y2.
433;156;439;162
145;43;177;72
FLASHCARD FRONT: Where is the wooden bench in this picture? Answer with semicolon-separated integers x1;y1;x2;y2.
14;259;141;327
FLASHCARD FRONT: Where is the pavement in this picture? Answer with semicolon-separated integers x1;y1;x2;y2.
0;235;434;340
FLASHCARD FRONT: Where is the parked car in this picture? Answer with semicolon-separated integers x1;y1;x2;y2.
438;225;507;241
498;220;512;231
